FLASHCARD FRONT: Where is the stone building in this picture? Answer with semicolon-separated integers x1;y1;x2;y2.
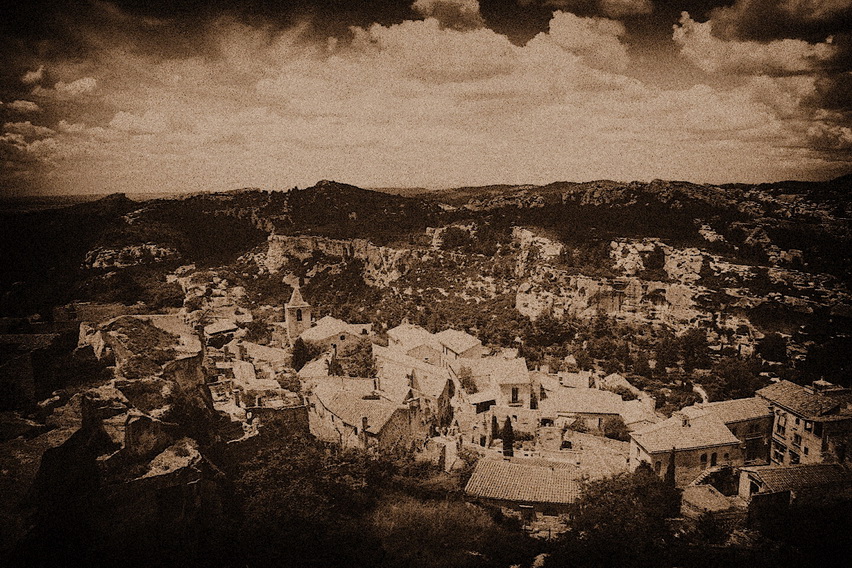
281;284;312;345
757;380;852;466
681;397;773;464
630;410;742;487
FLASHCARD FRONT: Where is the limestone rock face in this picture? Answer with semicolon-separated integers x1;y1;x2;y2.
261;235;427;287
516;266;700;324
83;243;180;269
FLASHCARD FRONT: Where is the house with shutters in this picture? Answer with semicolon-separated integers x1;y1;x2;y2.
756;380;852;467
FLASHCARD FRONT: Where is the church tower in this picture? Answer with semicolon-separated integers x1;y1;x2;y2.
284;282;312;345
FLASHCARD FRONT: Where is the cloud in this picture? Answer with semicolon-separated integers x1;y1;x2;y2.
412;0;485;30
2;6;849;194
539;11;629;72
528;0;652;19
21;66;44;85
6;100;41;113
55;77;98;96
674;13;837;75
4;121;55;139
708;0;852;42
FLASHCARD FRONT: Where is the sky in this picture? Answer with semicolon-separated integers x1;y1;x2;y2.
1;0;850;195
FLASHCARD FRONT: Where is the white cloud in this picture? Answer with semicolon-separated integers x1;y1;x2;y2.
21;66;44;85
674;12;836;75
7;9;845;194
538;11;630;73
6;100;41;113
599;0;653;18
55;77;98;96
4;121;55;139
412;0;485;30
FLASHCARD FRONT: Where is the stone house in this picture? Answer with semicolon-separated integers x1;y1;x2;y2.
373;345;455;430
307;380;429;451
738;463;852;509
539;388;624;432
757;380;852;466
630;410;743;487
387;322;443;365
681;397;773;464
298;314;372;355
451;357;532;408
433;328;486;362
386;323;483;368
465;458;581;518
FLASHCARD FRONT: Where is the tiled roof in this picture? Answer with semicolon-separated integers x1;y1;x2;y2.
300;315;349;342
539;388;624;417
465;459;581;505
631;411;740;453
374;344;446;379
450;356;529;385
298;354;331;378
239;341;290;364
434;328;481;354
684;397;772;424
742;463;852;493
204;319;238;336
387;323;436;351
757;380;851;418
314;387;402;434
620;399;660;428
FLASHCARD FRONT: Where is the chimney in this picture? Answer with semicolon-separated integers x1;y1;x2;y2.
674;412;689;427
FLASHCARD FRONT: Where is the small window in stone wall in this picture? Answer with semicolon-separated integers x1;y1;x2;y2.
700;453;707;465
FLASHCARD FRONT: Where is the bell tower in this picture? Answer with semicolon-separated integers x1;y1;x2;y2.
284;282;312;345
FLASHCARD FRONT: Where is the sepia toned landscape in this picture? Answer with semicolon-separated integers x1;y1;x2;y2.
1;1;851;567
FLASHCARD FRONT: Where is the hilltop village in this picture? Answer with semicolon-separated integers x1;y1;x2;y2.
1;178;851;566
3;266;850;564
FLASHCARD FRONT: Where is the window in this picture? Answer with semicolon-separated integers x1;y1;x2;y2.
710;452;718;466
772;442;787;464
790;451;800;465
813;422;823;437
724;453;730;461
805;421;813;432
700;453;708;465
804;446;809;456
654;461;662;474
340;334;346;341
776;413;787;436
795;417;800;425
296;309;302;322
793;433;802;447
511;387;520;404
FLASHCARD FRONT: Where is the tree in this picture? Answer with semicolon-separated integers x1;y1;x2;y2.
458;365;477;394
502;417;514;457
758;332;787;363
703;357;767;401
602;416;630;442
491;415;501;441
655;334;680;369
291;337;320;371
552;465;681;567
679;328;709;371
